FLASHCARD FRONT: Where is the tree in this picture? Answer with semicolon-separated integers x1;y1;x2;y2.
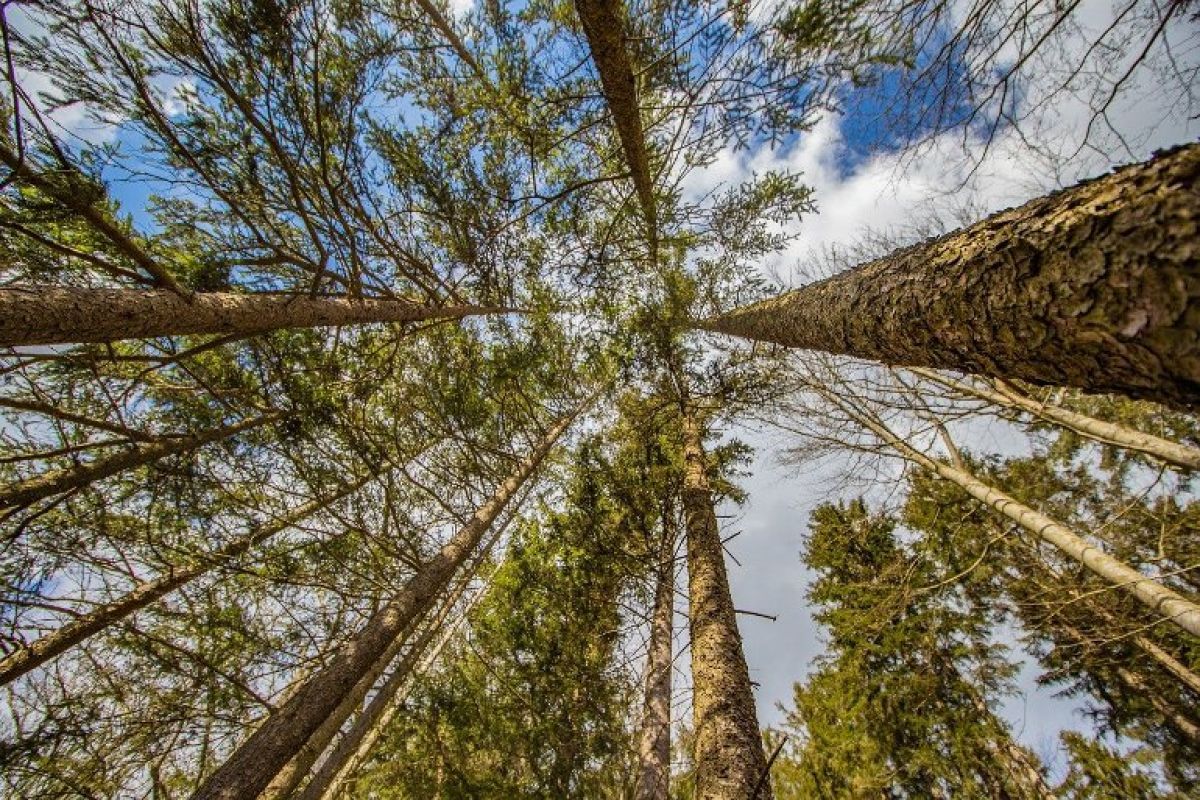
700;144;1200;408
772;499;1053;799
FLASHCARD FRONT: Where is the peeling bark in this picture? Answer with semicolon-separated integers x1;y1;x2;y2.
701;145;1200;408
634;526;675;800
0;412;282;510
573;0;657;242
190;406;580;800
682;409;771;800
0;286;510;347
0;477;366;686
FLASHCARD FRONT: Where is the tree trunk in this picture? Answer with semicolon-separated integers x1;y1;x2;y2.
0;477;367;686
297;566;488;800
634;524;675;800
910;368;1200;471
1115;665;1200;745
700;144;1200;408
0;412;282;510
0;285;511;347
1057;620;1200;745
682;408;772;800
839;401;1200;637
190;406;580;800
264;508;509;800
573;0;656;241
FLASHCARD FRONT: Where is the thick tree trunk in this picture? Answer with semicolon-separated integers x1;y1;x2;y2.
681;409;771;800
573;0;656;240
0;285;510;347
701;145;1200;408
634;526;675;800
297;570;488;800
190;407;579;800
0;478;366;686
911;368;1200;471
0;412;282;510
841;402;1200;637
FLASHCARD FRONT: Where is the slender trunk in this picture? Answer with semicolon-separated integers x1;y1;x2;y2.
190;407;580;800
1131;634;1200;696
911;368;1200;472
634;524;675;800
959;675;1056;799
265;510;509;800
0;285;511;347
298;567;489;800
573;0;657;241
682;408;771;800
842;403;1200;637
1057;622;1200;745
0;477;367;686
1115;666;1200;744
0;412;282;510
701;144;1200;408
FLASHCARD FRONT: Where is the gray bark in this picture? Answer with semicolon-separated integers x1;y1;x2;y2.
190;407;579;800
0;285;510;347
634;527;675;800
0;412;282;510
911;368;1200;471
701;145;1200;408
838;400;1200;637
682;409;772;800
0;478;366;686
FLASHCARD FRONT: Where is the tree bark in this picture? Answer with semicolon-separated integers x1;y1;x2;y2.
682;408;772;800
0;285;511;347
700;144;1200;408
573;0;657;241
837;400;1200;637
0;477;367;686
0;412;282;510
190;406;580;800
296;565;489;800
263;508;509;800
910;368;1200;471
634;525;675;800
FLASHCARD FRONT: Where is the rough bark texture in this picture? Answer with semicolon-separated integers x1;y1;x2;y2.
0;479;365;686
912;368;1200;471
573;0;657;239
701;145;1200;408
634;531;675;800
0;286;508;347
190;408;578;800
0;413;281;510
682;410;772;800
845;404;1200;637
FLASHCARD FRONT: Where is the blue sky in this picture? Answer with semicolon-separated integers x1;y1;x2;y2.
11;0;1199;784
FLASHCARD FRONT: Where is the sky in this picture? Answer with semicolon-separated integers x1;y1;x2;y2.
9;0;1199;785
694;6;1199;775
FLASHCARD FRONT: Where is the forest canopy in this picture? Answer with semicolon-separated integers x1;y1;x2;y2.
0;0;1196;798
